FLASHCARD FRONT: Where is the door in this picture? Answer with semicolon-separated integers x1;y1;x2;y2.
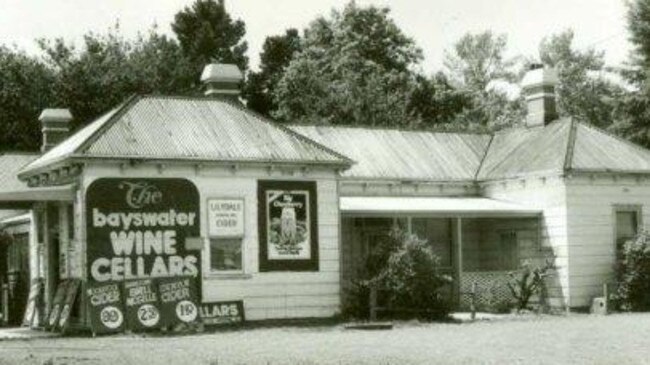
5;233;29;326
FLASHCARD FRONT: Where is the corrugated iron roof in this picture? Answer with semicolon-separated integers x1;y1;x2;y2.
0;153;39;192
20;96;351;177
291;125;491;181
571;122;650;172
476;119;572;181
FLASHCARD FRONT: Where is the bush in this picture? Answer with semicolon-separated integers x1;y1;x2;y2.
342;228;452;321
615;231;650;311
506;259;555;311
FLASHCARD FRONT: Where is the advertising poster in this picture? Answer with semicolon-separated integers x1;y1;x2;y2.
46;281;68;331
258;181;318;271
86;282;125;334
199;301;245;326
158;277;199;327
124;279;161;331
58;280;80;332
207;198;244;238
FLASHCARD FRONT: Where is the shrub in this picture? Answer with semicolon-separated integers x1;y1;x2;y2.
342;228;452;321
615;230;650;311
506;259;555;311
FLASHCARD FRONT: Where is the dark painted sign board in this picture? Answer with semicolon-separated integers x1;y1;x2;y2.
158;277;199;327
86;282;125;335
199;301;245;326
124;279;161;331
85;178;202;334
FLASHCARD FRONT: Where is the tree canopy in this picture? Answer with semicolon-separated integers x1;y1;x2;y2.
272;2;458;128
172;0;248;72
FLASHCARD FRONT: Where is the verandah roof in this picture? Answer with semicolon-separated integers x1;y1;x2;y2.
340;196;541;217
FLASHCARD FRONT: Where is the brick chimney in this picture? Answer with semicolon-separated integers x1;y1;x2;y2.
521;64;559;128
200;63;243;102
39;109;72;152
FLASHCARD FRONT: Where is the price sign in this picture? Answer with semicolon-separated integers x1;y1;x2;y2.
124;279;161;331
86;282;125;334
158;277;199;327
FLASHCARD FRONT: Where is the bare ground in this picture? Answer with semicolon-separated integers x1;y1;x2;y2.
1;313;650;365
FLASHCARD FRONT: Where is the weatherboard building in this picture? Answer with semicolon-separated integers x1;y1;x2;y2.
0;63;649;331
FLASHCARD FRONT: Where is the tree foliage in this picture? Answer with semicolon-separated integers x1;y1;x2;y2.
243;29;301;117
0;46;54;151
443;31;524;130
38;26;196;130
172;0;248;72
610;0;650;148
273;2;433;127
539;30;622;128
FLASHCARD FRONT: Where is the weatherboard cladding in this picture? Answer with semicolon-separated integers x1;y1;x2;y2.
20;96;350;177
290;125;491;181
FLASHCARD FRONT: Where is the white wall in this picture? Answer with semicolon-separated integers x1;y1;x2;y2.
481;176;570;308
82;162;341;321
565;174;650;307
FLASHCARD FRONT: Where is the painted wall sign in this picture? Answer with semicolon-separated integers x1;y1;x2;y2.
199;300;244;326
124;279;161;331
158;277;199;327
85;178;201;283
258;181;318;271
58;280;80;332
86;282;125;334
207;198;244;238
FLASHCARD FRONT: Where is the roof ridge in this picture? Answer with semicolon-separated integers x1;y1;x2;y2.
474;133;495;180
563;118;578;172
76;94;141;155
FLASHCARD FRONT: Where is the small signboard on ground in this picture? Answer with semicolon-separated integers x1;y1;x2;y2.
46;281;68;331
199;300;245;326
158;277;200;327
58;279;80;332
124;279;161;331
86;282;125;335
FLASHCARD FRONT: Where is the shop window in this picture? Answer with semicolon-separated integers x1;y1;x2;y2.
210;238;243;272
615;207;641;258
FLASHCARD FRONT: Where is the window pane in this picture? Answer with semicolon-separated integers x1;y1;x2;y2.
616;211;638;244
210;239;242;271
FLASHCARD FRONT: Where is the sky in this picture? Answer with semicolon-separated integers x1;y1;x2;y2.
0;0;632;73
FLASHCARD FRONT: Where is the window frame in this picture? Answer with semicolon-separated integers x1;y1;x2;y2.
613;204;643;259
206;197;246;277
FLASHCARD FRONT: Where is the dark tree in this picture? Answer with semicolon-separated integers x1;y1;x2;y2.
39;26;196;130
243;29;301;117
172;0;248;72
0;46;55;151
